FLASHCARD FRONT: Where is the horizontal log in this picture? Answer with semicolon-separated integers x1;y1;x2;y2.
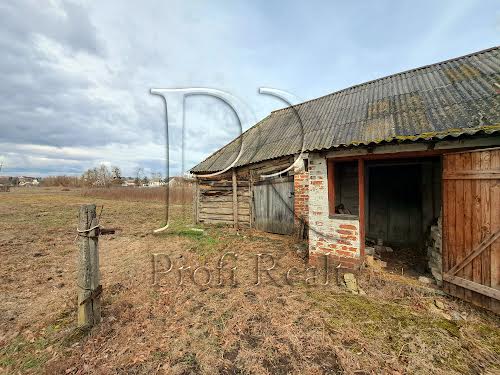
200;202;232;210
198;218;233;225
198;213;232;219
198;217;250;226
200;186;233;191
200;195;250;203
201;191;232;197
200;190;249;197
200;195;232;202
201;207;233;215
199;210;233;216
200;201;250;209
200;207;250;216
200;200;232;206
200;184;249;190
199;180;249;187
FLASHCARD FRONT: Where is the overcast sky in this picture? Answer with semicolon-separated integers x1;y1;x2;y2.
0;0;498;177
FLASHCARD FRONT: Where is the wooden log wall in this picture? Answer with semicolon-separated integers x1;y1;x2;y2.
196;171;251;227
194;155;296;228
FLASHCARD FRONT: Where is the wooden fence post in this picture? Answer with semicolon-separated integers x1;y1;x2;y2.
232;169;238;229
77;204;101;327
193;177;199;224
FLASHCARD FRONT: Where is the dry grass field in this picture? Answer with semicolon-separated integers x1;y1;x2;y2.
0;188;499;374
81;186;193;204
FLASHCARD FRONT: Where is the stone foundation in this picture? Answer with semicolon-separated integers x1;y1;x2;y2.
426;213;442;285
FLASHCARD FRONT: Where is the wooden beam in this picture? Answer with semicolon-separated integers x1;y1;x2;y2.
324;136;500;160
232;169;238;230
196;179;200;224
434;136;500;150
491;152;500;311
358;159;365;258
249;171;254;228
327;159;335;216
327;149;444;162
443;274;500;301
193;178;199;224
447;230;500;276
325;148;369;159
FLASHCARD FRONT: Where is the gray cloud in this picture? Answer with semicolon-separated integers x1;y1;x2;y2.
0;0;498;177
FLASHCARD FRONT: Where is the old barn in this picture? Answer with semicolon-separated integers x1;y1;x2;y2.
190;47;500;312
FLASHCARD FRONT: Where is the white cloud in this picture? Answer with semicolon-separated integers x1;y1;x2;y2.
0;0;498;176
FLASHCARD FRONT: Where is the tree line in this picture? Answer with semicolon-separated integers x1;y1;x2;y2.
41;165;164;187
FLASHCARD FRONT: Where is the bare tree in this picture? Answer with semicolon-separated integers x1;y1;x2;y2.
96;164;111;187
111;166;123;185
81;164;112;187
82;167;98;187
134;167;144;186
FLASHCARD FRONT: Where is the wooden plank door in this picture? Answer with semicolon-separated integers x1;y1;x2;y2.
253;176;295;235
442;148;500;312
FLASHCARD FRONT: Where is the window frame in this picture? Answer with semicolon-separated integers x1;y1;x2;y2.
327;159;360;220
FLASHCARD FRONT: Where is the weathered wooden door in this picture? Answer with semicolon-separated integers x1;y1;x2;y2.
442;148;500;312
253;176;294;235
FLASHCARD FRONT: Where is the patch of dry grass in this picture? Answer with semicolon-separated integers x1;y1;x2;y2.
0;189;499;374
82;185;193;204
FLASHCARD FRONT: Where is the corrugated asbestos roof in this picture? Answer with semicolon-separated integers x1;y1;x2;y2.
191;47;500;173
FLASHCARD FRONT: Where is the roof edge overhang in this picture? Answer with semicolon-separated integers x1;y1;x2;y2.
190;125;500;174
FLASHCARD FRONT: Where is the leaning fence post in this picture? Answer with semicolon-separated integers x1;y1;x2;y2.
77;204;101;327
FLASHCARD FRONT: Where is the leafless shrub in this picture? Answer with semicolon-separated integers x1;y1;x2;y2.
41;176;81;187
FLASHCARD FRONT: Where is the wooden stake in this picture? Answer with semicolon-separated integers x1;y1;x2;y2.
232;169;238;229
193;177;199;224
358;159;365;258
77;204;101;327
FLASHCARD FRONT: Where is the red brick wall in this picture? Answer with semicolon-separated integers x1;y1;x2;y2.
294;168;309;228
308;153;361;269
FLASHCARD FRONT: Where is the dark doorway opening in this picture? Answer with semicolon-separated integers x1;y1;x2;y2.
368;164;422;247
365;157;442;276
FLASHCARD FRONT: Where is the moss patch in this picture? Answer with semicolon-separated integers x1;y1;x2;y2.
307;291;498;374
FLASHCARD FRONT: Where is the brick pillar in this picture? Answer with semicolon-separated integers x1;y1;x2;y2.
294;159;309;236
308;153;361;269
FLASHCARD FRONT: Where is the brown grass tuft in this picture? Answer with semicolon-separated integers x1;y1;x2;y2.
82;185;193;204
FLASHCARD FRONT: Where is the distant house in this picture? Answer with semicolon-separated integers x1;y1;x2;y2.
121;179;136;187
149;178;166;187
18;176;39;187
139;176;193;188
168;176;193;187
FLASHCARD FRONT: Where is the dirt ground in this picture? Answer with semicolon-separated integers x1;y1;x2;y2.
1;188;499;374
